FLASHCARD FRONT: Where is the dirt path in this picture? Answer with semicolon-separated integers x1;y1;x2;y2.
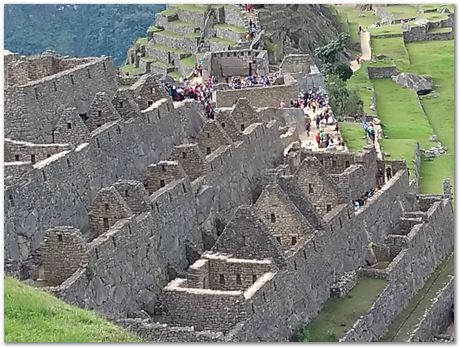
350;31;372;72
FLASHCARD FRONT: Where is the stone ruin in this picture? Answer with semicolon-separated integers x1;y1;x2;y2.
3;50;454;343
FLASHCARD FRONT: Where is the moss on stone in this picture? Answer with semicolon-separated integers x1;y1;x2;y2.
120;64;144;75
159;9;176;16
214;23;247;34
147;26;163;33
180;56;196;68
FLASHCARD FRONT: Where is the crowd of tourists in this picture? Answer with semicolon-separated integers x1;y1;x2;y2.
164;76;217;119
228;74;271;89
362;120;376;143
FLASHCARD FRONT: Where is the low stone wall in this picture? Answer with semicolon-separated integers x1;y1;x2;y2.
367;66;398;79
214;75;298;108
408;275;454;342
403;26;454;43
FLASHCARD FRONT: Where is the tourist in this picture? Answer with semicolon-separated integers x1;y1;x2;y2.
315;131;321;148
334;121;340;134
386;167;393;181
306;118;311;137
279;99;286;108
376;168;385;186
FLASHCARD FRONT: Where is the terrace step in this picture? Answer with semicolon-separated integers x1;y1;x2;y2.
151;30;201;52
144;43;192;68
160;19;202;36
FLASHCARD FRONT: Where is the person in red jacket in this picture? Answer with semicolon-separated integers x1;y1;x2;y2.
315;132;321;148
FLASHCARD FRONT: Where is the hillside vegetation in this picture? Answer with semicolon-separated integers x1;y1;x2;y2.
4;277;140;343
4;4;165;65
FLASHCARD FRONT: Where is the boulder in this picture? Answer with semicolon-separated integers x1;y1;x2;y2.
392;73;433;95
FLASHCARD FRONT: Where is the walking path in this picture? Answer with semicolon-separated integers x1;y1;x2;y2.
350;31;372;72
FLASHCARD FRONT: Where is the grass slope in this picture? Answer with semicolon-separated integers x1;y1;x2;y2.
371;36;410;69
340;122;367;151
4;277;140;343
294;277;388;342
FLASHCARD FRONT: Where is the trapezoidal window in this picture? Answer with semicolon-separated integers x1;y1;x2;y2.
103;218;109;228
206;147;211;155
326;204;332;213
241;124;245;131
30;154;36;164
236;274;242;285
67;122;72;129
308;184;314;194
346;160;350;168
219;274;225;285
270;213;276;223
252;274;257;283
160;179;165;187
148;100;153;106
182;152;187;159
57;234;63;242
14;154;20;161
291;236;297;245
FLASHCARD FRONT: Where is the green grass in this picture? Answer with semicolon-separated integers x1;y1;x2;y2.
381;139;417;176
384;4;419;20
154;30;181;39
380;252;454;342
136;37;148;46
369;24;404;37
172;4;207;14
147;25;162;33
167;71;182;81
209;36;237;47
159;8;176;16
373;79;432;148
347;62;375;115
146;42;190;55
180;56;196;68
169;19;198;28
294;277;388;342
404;40;454;193
422;12;449;21
371;36;410;69
214;23;247;33
340;122;367;151
120;64;144;75
4;277;140;343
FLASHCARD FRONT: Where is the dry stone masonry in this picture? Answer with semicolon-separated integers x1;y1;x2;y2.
4;45;454;343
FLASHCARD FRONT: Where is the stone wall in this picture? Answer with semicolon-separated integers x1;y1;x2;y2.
367;66;398;79
4;138;72;164
408;275;454;342
4;98;184;272
340;197;454;342
403;25;454;43
356;169;411;244
214;74;298;108
5;57;118;143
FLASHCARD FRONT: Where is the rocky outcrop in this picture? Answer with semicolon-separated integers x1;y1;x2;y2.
392;72;433;95
257;4;342;64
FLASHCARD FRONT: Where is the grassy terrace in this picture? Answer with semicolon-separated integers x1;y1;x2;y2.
136;37;148;46
209;36;237;47
154;30;200;40
347;62;374;115
180;56;196;68
340;122;367;151
428;26;452;33
171;4;208;14
170;19;198;28
146;42;190;55
404;39;454;193
371;36;410;69
333;5;378;47
147;26;162;33
369;24;404;37
380;252;454;342
168;71;182;81
384;4;419;19
214;23;247;33
4;277;140;343
159;8;176;16
293;277;388;342
120;64;144;75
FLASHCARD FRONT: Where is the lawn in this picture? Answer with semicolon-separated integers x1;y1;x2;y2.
214;23;247;33
180;56;196;68
368;24;404;37
120;64;144;75
209;36;237;47
380;139;417;177
384;4;419;20
172;4;207;14
405;40;454;193
293;277;388;342
372;79;432;149
347;61;375;116
371;36;410;69
380;252;454;342
340;122;367;151
4;277;140;343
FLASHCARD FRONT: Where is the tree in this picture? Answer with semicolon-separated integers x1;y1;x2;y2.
335;63;353;81
325;74;362;119
314;32;350;67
